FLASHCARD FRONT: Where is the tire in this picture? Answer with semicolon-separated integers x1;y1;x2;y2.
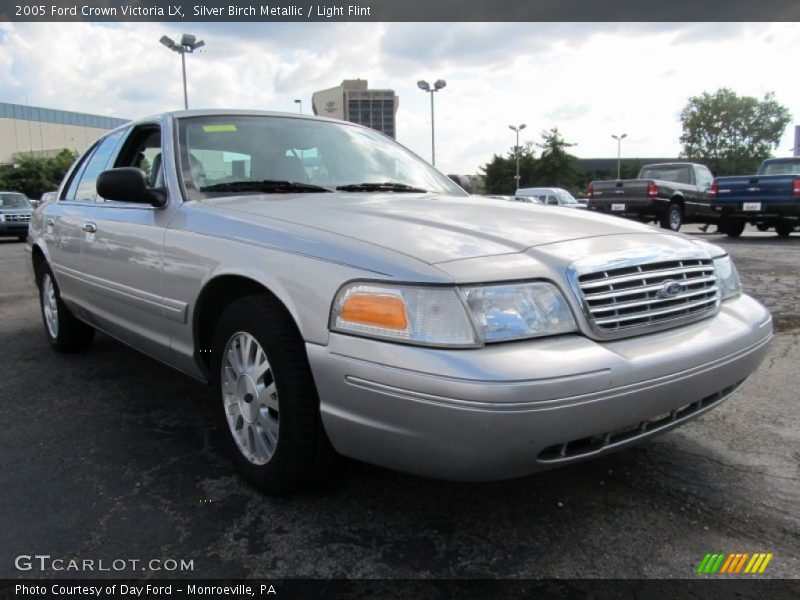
776;222;793;237
210;294;338;495
17;234;27;242
756;223;769;232
660;203;683;231
724;219;746;238
38;264;95;352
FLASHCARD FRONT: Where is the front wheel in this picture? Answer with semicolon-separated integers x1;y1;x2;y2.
210;295;338;495
660;204;683;231
39;266;95;352
776;222;794;237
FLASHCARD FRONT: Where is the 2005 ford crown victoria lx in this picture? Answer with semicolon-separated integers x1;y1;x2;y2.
28;111;772;494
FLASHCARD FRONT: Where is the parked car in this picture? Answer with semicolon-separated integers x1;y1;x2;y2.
29;110;772;494
0;191;33;241
587;162;717;231
516;187;587;208
712;157;800;237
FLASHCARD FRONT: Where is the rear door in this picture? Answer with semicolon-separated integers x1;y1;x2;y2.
43;129;127;311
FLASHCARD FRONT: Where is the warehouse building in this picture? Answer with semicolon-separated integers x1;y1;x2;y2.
312;79;399;138
0;102;129;164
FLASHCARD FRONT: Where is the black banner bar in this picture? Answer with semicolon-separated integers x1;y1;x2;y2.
3;0;800;22
3;579;800;600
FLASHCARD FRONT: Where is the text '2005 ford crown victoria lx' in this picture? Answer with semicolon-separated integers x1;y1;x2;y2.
28;111;772;494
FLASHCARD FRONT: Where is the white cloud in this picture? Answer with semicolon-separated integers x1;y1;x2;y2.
0;22;796;175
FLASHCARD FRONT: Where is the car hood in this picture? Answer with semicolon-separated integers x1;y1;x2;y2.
204;192;667;265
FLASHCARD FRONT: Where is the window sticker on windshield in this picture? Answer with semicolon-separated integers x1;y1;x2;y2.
202;124;237;132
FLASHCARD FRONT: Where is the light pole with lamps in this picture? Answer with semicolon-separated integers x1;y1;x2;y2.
160;33;205;110
611;133;627;180
294;99;303;114
509;123;527;188
417;79;446;166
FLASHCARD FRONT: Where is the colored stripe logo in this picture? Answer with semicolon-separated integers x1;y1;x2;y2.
696;552;773;574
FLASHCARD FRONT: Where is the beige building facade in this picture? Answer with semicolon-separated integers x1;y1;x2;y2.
0;102;128;164
311;79;398;138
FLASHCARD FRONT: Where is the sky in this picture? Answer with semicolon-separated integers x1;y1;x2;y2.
0;21;797;174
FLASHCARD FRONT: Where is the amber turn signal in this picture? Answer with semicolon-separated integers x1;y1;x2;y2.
339;294;409;330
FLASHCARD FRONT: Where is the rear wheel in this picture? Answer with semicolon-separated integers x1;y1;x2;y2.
756;223;769;232
39;265;95;352
210;294;338;495
724;219;746;238
660;204;683;231
776;222;794;237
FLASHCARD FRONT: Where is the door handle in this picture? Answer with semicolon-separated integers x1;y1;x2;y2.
82;222;97;233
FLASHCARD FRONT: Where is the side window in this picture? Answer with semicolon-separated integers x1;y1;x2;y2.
63;130;126;201
696;167;713;189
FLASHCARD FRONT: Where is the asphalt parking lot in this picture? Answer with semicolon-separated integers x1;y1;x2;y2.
1;225;798;580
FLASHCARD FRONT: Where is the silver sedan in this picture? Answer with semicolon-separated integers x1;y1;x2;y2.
28;111;772;494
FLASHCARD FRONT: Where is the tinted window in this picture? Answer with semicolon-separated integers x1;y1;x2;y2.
70;130;126;202
640;166;692;184
760;160;800;176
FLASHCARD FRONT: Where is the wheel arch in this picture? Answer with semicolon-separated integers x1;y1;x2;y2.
31;243;48;287
192;273;305;375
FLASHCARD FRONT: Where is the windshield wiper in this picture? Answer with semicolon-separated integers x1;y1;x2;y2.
200;180;333;194
336;182;428;193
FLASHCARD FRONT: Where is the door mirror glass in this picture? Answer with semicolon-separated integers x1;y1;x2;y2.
96;168;166;207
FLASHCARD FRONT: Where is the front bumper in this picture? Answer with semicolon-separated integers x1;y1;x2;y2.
307;294;772;481
0;222;30;236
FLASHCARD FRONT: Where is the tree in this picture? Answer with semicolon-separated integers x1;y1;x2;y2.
534;127;582;191
679;88;791;175
481;142;537;195
0;149;78;199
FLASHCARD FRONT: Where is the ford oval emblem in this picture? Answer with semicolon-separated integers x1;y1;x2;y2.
658;280;683;298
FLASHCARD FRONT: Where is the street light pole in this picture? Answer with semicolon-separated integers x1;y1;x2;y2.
417;79;447;167
509;123;527;188
294;99;303;114
611;133;627;180
160;33;205;110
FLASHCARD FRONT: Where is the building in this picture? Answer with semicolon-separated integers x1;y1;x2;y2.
312;79;399;138
0;102;129;164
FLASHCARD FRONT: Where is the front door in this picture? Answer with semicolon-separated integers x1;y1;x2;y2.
76;122;180;364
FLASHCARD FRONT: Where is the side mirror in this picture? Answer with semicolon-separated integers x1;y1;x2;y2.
96;168;166;207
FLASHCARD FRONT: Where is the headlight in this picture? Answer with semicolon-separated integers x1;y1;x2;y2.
713;255;742;300
330;281;577;347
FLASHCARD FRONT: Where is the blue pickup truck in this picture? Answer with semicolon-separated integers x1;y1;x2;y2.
712;157;800;237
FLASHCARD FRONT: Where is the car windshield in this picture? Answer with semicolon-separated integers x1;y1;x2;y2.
556;190;578;204
0;193;31;209
177;115;465;199
760;161;800;176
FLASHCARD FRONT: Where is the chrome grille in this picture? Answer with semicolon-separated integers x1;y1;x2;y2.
4;213;31;223
577;258;718;334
